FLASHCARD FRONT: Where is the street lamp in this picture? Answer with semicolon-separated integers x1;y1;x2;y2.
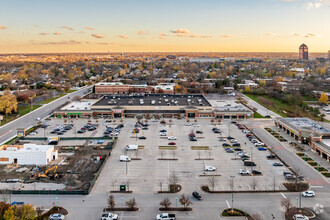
250;146;253;161
230;176;235;213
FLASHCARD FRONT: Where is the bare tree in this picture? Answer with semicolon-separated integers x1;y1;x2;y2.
111;180;116;191
125;198;137;209
0;189;10;203
293;167;301;191
281;198;293;213
251;177;258;190
179;194;192;208
169;171;179;186
126;179;131;191
36;207;43;217
159;179;164;192
108;194;115;208
208;176;217;191
160;197;171;208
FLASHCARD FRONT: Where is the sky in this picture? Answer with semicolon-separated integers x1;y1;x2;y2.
0;0;329;53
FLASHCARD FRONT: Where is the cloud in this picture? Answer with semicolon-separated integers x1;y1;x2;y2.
53;32;61;35
118;35;128;39
221;35;233;38
86;26;94;31
61;26;74;31
78;30;85;34
37;40;81;45
304;2;322;9
170;29;190;34
138;30;147;35
159;33;167;37
91;34;104;39
159;36;167;40
39;33;48;35
0;25;6;30
266;32;277;36
291;33;320;37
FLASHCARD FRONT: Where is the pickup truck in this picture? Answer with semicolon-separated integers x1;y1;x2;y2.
156;213;176;220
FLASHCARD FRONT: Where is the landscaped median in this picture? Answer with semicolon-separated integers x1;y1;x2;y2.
264;127;287;142
296;152;330;177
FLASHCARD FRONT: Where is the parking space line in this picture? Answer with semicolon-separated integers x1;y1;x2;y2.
226;200;231;208
281;193;286;198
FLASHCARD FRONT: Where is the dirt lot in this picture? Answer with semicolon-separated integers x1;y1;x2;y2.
0;141;113;191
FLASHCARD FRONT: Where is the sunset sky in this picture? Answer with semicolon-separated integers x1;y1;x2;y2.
0;0;329;53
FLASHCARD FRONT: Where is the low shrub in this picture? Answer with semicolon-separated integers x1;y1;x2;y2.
296;152;304;157
313;166;327;172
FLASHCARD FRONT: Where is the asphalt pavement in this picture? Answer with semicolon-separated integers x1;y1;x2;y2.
0;86;92;145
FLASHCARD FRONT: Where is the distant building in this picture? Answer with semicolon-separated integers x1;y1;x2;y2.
299;44;308;60
0;144;58;165
328;50;330;60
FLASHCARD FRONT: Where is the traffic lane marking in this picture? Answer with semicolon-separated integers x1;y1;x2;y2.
281;193;287;198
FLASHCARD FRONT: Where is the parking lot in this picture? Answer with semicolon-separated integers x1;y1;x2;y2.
85;118;290;195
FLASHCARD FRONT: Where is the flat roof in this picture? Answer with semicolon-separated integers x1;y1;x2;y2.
61;101;97;111
93;94;212;107
0;144;53;152
279;118;330;134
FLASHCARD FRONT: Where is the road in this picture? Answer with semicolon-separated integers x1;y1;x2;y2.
0;86;92;145
240;93;282;118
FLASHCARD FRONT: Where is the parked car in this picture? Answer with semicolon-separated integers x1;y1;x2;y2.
142;127;148;130
168;136;177;140
283;171;293;176
192;191;202;200
192;124;200;127
225;148;234;153
219;138;226;141
156;213;176;220
160;129;167;132
232;143;241;147
189;137;197;141
204;166;216;171
267;154;276;159
49;213;65;220
160;133;167;136
233;148;243;151
168;142;176;145
293;214;309;220
239;169;250;175
252;170;262;175
222;143;230;147
257;147;267;151
119;155;131;162
139;136;147;139
244;160;256;166
30;131;38;135
254;142;265;146
101;212;118;220
302;191;315;197
273;162;283;166
196;131;203;134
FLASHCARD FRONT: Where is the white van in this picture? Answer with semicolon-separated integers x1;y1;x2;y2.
126;145;138;151
120;155;131;162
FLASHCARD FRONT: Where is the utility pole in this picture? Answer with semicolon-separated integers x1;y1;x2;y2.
230;176;235;213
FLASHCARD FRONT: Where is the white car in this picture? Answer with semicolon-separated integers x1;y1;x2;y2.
168;136;177;140
293;214;309;220
204;166;216;171
242;130;251;133
254;142;264;146
49;213;65;220
160;133;167;136
30;131;38;135
101;212;118;220
192;124;200;127
239;169;250;175
184;123;192;126
302;191;315;197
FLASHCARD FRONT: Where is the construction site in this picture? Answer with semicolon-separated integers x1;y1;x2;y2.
0;139;114;192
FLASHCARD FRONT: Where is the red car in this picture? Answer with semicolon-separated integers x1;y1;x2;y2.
168;142;176;145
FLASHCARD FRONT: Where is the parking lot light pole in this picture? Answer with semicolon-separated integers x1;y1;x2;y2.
176;197;178;207
230;176;235;213
250;147;253;161
126;161;128;176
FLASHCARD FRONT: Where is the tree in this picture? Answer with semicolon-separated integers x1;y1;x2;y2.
108;195;115;208
208;176;217;191
160;197;171;208
3;206;15;220
0;202;10;218
245;86;251;93
281;198;293;214
169;171;179;186
0;90;17;115
12;204;36;219
318;92;328;104
125;198;137;209
159;179;164;192
179;194;192;208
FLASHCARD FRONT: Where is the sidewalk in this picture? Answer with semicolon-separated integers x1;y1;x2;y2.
271;126;330;171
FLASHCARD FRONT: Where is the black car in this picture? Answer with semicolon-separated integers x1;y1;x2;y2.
192;191;202;200
231;121;237;124
160;129;167;132
77;130;85;133
266;154;276;159
232;143;241;147
227;136;234;139
142;127;148;130
252;170;262;175
190;137;197;141
196;131;203;134
233;148;242;151
213;129;221;133
222;143;230;147
241;155;250;159
57;132;64;135
50;130;57;134
139;136;147;139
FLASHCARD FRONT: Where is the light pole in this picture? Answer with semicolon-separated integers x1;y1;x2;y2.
230;176;235;213
126;161;128;176
250;146;253;161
